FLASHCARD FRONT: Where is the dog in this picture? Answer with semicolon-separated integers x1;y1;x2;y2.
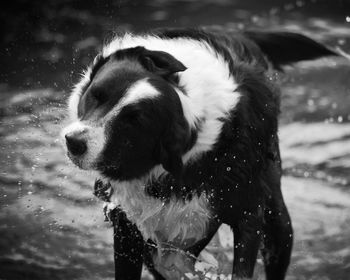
62;27;337;279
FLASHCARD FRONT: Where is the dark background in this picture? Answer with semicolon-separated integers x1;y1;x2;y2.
1;1;350;279
1;0;350;91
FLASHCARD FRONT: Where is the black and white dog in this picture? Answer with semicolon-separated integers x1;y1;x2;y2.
62;27;337;280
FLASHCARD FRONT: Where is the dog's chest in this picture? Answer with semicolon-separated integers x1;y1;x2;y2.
110;181;211;248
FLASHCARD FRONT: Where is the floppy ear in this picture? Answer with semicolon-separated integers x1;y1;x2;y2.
139;48;187;77
244;31;338;69
159;143;183;180
158;120;191;180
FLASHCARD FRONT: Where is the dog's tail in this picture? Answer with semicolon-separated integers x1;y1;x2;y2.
244;31;339;70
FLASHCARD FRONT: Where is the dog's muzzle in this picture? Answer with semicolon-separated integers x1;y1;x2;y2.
65;131;87;156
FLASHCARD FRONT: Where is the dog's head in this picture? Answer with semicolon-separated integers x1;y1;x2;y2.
63;46;191;181
63;30;339;182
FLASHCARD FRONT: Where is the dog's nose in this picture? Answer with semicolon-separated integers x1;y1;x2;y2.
65;132;87;156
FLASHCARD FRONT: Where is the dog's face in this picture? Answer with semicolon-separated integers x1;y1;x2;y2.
63;47;191;180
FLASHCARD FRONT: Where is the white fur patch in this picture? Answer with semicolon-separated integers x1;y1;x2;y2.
103;33;241;163
104;78;160;119
122;78;160;106
61;121;105;169
109;178;211;248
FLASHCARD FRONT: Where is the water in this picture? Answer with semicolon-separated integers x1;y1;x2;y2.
1;0;350;279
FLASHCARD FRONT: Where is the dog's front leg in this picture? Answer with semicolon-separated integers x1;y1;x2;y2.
112;208;144;280
230;213;263;279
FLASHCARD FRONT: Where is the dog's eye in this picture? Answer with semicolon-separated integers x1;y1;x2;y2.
92;92;105;103
92;91;107;104
124;111;140;123
120;107;142;125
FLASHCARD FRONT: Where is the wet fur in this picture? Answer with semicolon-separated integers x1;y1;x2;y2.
108;177;210;246
64;27;337;280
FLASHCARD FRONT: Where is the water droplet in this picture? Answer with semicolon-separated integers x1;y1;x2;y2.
338;38;346;45
296;0;305;7
239;257;245;262
226;167;231;171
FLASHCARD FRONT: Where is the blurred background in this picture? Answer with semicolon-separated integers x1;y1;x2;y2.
1;0;350;279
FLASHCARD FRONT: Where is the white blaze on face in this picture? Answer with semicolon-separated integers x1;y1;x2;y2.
123;79;161;105
104;78;161;119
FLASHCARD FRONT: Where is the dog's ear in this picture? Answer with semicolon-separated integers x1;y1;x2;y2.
158;120;190;180
244;31;338;69
139;48;187;77
159;143;183;180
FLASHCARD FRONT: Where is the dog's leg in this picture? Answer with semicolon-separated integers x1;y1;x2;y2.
143;241;166;280
230;212;263;279
261;197;293;280
112;208;144;280
143;221;220;279
186;221;221;257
